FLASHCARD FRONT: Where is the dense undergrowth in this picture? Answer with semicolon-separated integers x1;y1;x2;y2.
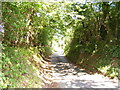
65;44;119;79
1;45;52;88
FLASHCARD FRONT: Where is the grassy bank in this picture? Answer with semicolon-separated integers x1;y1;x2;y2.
65;45;119;79
0;46;48;88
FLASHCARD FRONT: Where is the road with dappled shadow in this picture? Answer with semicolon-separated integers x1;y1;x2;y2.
50;49;118;88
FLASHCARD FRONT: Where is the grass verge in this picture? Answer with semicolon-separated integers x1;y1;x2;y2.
1;46;44;88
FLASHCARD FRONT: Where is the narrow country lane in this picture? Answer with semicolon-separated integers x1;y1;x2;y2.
50;49;118;88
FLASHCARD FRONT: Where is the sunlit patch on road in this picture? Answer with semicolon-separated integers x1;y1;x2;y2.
50;50;118;88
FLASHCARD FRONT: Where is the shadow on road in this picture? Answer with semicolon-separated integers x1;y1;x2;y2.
50;51;118;88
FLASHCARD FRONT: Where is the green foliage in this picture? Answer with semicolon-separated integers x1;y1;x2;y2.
1;2;120;88
1;46;42;88
65;2;120;78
